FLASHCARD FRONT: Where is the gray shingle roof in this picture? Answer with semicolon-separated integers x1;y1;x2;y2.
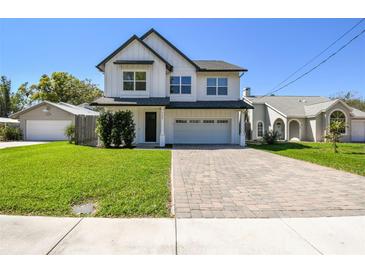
11;101;99;118
248;96;331;117
91;97;170;106
351;107;365;118
167;100;253;109
194;60;247;72
92;97;253;109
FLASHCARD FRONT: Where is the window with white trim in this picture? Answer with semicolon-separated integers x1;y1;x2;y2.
207;78;228;95
123;71;146;91
330;110;346;134
257;121;264;137
170;76;191;94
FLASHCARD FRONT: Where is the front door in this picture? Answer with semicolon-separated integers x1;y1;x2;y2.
145;112;157;142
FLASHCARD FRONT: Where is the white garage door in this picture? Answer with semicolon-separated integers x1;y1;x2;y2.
26;120;72;141
174;118;231;144
351;120;365;142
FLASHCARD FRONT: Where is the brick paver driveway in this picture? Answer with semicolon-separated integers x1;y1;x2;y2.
172;146;365;218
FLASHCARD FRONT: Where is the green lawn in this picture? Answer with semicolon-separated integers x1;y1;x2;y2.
248;142;365;176
0;142;171;217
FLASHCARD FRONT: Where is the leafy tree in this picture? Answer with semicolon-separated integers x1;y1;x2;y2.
331;91;365;111
324;120;346;153
111;111;125;147
122;110;136;148
31;72;102;105
11;82;33;113
96;111;114;148
0;76;12;117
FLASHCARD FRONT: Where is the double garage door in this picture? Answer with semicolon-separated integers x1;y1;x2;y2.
351;120;365;142
174;118;231;144
26;120;72;141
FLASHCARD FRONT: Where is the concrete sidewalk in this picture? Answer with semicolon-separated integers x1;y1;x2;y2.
1;215;365;255
0;141;47;149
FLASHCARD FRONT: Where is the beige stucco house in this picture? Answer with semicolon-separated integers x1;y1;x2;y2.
245;89;365;142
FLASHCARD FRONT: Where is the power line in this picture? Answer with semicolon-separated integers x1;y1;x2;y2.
264;18;365;96
262;27;365;96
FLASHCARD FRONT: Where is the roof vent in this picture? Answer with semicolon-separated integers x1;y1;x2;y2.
298;99;307;103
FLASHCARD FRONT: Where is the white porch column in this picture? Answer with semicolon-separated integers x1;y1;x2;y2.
159;106;166;147
240;110;246;147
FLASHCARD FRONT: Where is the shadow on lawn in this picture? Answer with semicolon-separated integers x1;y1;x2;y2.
249;142;312;152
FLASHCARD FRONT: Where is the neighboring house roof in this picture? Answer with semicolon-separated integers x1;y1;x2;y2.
248;95;364;118
193;60;248;72
351;107;365;118
96;35;173;72
248;96;331;117
0;117;20;124
10;101;99;118
91;97;253;109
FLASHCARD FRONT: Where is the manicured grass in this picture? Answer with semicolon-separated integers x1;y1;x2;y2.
248;142;365;176
0;142;171;217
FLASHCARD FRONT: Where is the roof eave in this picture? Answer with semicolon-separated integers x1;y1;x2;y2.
140;28;200;71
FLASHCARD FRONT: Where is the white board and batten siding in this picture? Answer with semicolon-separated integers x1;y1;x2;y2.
104;40;167;98
351;120;365;142
26;120;71;141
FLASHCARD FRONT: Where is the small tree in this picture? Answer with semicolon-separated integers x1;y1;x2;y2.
96;111;114;148
122;110;136;148
111;111;125;147
324;120;346;153
65;124;75;144
263;130;279;145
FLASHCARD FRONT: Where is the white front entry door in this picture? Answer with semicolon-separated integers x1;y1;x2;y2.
351;120;365;142
26;120;72;141
174;118;231;144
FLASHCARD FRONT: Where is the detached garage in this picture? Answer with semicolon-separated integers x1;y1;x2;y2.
11;101;99;141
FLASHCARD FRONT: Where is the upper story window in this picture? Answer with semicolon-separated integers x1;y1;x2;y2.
170;76;191;94
207;78;228;96
123;71;146;91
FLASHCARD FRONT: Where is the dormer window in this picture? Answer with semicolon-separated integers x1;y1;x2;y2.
170;76;191;94
123;71;146;91
207;78;228;96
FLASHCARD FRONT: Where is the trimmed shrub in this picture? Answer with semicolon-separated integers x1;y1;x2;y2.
96;111;114;148
122;110;136;148
65;124;75;144
0;125;22;141
263;130;279;145
111;111;125;147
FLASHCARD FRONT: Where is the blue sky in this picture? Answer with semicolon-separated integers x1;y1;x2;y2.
0;18;364;97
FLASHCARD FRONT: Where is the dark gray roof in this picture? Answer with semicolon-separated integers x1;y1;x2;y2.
167;100;253;109
194;60;247;72
91;97;253;109
91;97;170;106
113;60;154;65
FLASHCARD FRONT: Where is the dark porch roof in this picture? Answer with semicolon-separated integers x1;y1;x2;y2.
91;97;253;109
167;100;253;109
90;97;170;106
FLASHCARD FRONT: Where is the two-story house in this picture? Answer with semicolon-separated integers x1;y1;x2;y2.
92;28;253;146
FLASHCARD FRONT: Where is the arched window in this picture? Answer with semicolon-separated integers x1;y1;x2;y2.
330;110;346;134
257;121;264;137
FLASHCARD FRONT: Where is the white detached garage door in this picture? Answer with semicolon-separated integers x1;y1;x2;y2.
26;120;72;141
174;118;231;144
351;120;365;142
